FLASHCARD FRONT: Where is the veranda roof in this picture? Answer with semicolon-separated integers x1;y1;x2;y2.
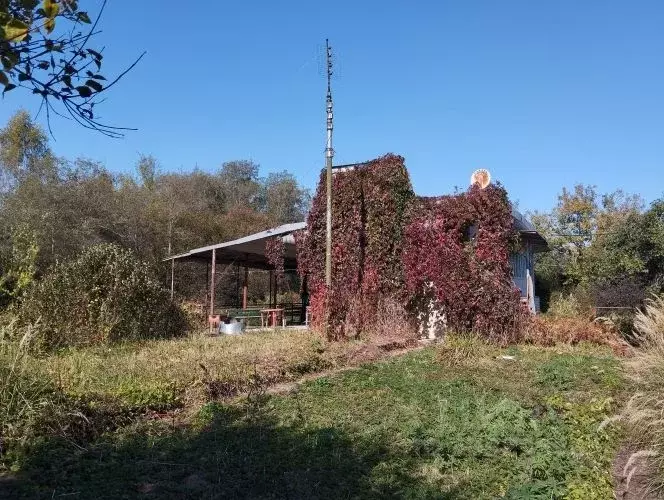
164;222;305;269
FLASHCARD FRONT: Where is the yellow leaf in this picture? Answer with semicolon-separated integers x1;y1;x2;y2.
45;18;55;34
44;0;60;19
3;19;30;42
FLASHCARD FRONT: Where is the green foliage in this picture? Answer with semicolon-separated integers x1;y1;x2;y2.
0;224;38;306
2;345;623;498
111;381;182;412
15;244;186;351
532;185;662;326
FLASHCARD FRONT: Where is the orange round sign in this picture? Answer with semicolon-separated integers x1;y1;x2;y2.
470;169;491;189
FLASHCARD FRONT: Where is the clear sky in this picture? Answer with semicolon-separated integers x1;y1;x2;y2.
1;0;663;212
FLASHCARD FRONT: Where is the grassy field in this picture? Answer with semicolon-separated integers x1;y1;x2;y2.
2;336;626;499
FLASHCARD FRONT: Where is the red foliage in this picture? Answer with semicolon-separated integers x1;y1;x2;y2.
403;185;526;344
265;237;286;288
298;153;527;344
524;316;629;355
297;154;415;339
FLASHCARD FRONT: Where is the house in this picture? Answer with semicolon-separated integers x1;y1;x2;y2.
165;162;548;326
510;208;548;312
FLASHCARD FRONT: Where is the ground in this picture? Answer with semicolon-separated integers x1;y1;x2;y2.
1;334;628;499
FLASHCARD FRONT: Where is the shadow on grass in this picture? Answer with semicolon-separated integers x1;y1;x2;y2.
5;399;465;499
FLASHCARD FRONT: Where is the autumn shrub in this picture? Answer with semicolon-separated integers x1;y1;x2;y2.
15;244;186;351
524;315;628;354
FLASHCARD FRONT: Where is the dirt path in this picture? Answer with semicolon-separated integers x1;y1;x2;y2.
266;339;432;396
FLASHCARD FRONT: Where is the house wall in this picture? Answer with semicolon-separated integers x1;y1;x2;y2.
509;238;537;312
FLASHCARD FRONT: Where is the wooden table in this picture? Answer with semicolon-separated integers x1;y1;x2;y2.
260;308;286;328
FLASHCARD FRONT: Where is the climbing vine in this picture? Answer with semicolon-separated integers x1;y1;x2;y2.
265;237;286;289
403;185;526;344
297;154;415;339
297;153;528;343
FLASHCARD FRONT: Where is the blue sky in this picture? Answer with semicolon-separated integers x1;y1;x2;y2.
1;0;663;212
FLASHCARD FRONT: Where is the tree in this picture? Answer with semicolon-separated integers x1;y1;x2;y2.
556;184;599;248
0;109;58;192
259;171;311;224
218;160;261;210
0;0;143;137
531;184;651;314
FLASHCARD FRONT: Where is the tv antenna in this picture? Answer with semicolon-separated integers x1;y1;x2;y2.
325;39;334;289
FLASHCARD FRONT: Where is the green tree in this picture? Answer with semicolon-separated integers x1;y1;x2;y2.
259;171;311;224
0;109;58;192
0;224;38;306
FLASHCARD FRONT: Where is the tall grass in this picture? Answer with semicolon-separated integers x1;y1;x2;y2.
0;322;56;467
618;294;664;492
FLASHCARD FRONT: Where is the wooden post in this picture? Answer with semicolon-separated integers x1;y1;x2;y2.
170;259;175;300
269;270;274;309
205;261;209;318
242;265;248;310
210;249;216;319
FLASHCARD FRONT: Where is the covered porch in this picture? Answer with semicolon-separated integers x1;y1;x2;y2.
164;222;307;330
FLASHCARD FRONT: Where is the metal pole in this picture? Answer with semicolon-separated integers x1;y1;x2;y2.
325;39;334;289
269;270;274;309
170;259;175;300
242;264;248;310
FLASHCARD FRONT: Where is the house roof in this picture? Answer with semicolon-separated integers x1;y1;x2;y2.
164;222;305;269
512;208;548;252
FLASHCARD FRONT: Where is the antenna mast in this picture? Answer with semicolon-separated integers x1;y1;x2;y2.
325;39;334;289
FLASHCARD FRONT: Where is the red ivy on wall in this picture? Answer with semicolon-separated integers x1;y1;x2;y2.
297;153;527;343
403;185;526;344
297;154;415;339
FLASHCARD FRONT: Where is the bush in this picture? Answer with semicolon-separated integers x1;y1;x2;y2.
524;315;628;355
15;244;186;351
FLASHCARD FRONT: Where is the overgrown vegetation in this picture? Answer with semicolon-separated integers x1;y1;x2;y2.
532;185;664;336
1;341;625;499
299;155;524;343
0;328;388;474
298;154;415;340
14;244;186;351
617;294;664;494
0;111;311;311
404;184;525;344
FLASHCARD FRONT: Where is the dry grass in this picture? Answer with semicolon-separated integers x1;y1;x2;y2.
617;294;664;494
436;332;494;367
524;315;629;355
27;329;382;408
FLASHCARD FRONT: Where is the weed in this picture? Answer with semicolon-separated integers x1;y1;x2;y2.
436;332;492;366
